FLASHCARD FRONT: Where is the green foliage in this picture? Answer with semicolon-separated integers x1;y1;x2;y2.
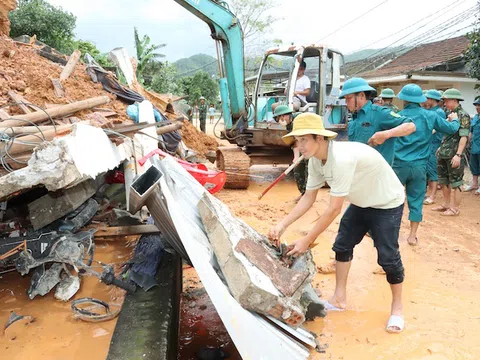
9;0;76;54
229;0;280;54
73;40;113;68
134;27;166;80
178;71;219;105
464;8;480;87
173;54;219;78
149;61;179;94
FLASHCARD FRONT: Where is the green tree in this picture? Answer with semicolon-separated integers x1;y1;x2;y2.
9;0;76;54
73;40;113;68
149;61;179;94
178;71;219;105
464;3;480;89
229;0;280;54
134;27;166;80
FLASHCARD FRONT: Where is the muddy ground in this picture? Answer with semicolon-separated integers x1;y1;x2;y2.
1;116;479;359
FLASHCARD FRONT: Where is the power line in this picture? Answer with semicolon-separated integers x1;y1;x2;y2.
316;0;391;43
175;59;218;77
350;5;478;75
349;0;467;54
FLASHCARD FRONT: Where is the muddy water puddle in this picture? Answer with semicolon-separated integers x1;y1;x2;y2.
0;241;131;360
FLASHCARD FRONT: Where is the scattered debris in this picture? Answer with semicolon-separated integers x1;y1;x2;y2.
4;311;35;333
71;298;121;323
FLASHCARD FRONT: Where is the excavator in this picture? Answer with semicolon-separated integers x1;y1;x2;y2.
174;0;348;188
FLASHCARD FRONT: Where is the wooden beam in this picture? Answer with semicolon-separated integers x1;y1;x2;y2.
0;96;110;127
51;78;65;98
60;50;81;81
8;91;31;114
0;109;10;120
93;224;160;238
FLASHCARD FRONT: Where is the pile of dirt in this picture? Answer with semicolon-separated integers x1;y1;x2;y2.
0;36;129;120
0;1;15;36
180;120;218;156
0;35;219;157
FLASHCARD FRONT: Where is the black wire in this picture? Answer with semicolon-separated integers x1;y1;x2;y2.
0;102;59;170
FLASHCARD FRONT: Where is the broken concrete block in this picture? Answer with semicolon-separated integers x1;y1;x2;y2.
198;194;321;328
28;179;97;230
0;123;132;200
235;239;309;297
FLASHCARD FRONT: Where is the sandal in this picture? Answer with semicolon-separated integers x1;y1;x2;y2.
440;208;460;216
432;204;448;212
423;197;435;205
475;189;480;196
463;184;478;192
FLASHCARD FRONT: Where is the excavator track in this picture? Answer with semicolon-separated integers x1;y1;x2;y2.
216;147;251;189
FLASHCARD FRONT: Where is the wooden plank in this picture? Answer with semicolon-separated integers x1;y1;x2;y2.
93;224;160;238
8;90;31;114
60;50;81;81
51;78;65;98
0;109;10;120
0;96;110;127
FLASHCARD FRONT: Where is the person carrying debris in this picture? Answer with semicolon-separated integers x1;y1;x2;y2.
198;96;207;133
379;88;399;113
388;84;459;246
268;112;413;333
273;104;308;199
423;89;448;205
432;89;471;216
464;98;480;194
344;78;415;166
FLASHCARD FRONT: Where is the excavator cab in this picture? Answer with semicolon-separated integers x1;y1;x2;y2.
238;45;348;160
253;45;347;131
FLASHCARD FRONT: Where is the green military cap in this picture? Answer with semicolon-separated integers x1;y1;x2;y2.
380;88;395;98
442;88;464;101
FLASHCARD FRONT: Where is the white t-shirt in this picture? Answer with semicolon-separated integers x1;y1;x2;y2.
306;141;405;209
295;75;311;103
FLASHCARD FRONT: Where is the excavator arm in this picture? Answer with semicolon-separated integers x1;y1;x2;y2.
173;0;247;129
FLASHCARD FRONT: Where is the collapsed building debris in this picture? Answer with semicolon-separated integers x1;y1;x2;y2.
129;157;323;359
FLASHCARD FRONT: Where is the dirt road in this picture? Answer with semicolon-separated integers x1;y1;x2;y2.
211;177;480;360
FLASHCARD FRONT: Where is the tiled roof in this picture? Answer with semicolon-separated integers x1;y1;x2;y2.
359;36;470;78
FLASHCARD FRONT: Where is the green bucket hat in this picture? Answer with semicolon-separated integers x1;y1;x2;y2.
379;88;395;98
442;88;464;101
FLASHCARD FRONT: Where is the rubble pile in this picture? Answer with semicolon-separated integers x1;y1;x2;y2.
180;120;218;156
0;36;129;119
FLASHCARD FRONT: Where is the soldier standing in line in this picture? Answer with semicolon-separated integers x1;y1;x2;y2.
432;89;471;216
379;88;400;113
198;96;207;133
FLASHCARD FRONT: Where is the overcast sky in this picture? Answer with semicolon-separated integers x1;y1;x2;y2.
48;0;478;62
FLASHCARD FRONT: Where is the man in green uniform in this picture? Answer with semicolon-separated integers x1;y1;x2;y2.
379;88;400;113
198;96;207;133
424;89;447;205
273;105;308;198
433;89;471;216
390;84;459;246
344;78;416;166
